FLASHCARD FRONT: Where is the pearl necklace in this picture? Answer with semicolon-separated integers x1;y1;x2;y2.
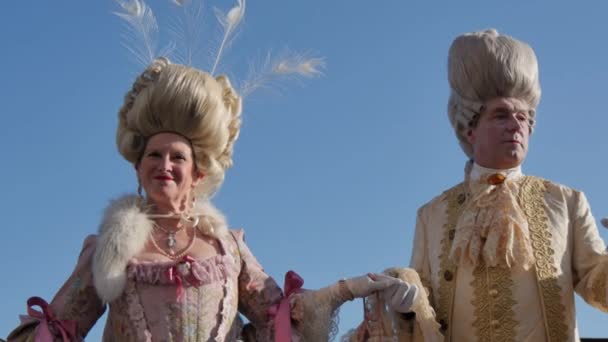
151;223;196;260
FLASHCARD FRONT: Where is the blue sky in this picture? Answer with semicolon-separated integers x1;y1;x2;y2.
1;0;607;339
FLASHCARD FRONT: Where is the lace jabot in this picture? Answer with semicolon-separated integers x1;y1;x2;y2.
449;163;535;269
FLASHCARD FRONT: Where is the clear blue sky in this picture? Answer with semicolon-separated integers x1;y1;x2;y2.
1;1;607;340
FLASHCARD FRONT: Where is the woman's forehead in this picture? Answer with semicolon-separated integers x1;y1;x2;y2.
145;132;192;151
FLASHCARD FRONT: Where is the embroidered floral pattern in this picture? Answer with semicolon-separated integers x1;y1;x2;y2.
437;183;466;336
519;176;568;342
471;262;517;341
60;276;106;338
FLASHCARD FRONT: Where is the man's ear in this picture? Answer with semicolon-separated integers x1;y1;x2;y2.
466;128;475;145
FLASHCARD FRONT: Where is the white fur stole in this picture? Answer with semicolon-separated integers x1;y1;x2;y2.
92;194;229;303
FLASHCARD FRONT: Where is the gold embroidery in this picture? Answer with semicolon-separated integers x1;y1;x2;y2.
437;183;465;337
591;270;607;307
471;262;518;342
519;176;568;342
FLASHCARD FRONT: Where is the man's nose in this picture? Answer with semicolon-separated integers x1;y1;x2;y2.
506;115;524;131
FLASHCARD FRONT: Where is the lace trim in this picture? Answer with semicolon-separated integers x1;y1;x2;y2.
519;176;568;342
591;270;608;309
437;183;466;336
127;255;231;285
471;261;518;341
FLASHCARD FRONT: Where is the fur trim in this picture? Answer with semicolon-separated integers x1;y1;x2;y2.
193;199;229;239
93;195;153;303
92;194;231;303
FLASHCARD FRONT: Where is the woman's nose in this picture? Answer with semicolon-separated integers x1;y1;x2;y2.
158;156;172;171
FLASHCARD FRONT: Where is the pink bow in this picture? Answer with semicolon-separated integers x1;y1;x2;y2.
167;255;199;301
19;296;77;342
268;270;304;342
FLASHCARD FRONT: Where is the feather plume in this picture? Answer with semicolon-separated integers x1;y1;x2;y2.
240;49;325;97
168;0;206;66
210;0;246;74
113;0;162;67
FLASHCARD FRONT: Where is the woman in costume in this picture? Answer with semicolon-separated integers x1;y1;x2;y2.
4;1;421;339
6;55;408;342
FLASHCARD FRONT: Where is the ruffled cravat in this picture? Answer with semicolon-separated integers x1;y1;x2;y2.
449;165;535;270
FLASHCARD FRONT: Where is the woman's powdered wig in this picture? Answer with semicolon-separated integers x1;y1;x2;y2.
447;29;541;158
116;58;242;197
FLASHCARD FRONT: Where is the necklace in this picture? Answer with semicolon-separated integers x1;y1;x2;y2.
154;223;186;250
151;223;196;259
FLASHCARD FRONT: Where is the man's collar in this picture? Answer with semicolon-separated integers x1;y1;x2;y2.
469;163;523;183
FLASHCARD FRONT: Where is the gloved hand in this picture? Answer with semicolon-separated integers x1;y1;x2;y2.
289;273;400;341
382;279;418;313
342;273;402;299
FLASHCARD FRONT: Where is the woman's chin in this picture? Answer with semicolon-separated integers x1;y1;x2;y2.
147;191;180;206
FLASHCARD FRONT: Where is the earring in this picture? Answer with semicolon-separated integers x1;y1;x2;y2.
191;188;197;208
137;183;143;199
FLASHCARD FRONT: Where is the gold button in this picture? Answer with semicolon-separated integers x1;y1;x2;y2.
491;320;499;326
487;173;506;185
448;229;455;240
489;289;498;296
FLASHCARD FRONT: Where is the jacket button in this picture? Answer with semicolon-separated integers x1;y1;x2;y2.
439;319;448;331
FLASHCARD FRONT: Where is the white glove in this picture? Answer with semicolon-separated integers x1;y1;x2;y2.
344;273;402;298
382;280;418;313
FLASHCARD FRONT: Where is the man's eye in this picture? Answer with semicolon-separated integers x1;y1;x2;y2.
494;111;509;119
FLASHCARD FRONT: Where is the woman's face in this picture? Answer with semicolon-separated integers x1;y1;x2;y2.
137;132;202;210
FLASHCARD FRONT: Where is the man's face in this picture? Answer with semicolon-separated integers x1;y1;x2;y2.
467;97;532;169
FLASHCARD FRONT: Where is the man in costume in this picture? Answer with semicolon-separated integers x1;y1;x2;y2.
347;28;608;342
403;29;608;341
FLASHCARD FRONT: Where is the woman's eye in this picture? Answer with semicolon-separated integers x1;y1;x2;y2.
173;154;187;161
147;151;161;158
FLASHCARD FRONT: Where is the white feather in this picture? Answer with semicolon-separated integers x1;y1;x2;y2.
211;0;246;74
241;49;325;97
114;0;160;67
168;0;206;66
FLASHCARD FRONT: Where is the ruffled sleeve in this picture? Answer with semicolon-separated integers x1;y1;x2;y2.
6;235;106;341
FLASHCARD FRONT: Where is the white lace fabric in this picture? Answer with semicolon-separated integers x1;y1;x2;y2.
449;164;535;269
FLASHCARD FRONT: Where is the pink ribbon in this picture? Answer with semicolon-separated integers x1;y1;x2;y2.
19;296;77;342
268;270;304;342
167;255;199;301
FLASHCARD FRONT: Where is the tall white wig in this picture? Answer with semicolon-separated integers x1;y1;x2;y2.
447;29;541;158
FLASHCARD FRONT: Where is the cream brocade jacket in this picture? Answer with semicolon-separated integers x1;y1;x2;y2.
411;172;608;342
